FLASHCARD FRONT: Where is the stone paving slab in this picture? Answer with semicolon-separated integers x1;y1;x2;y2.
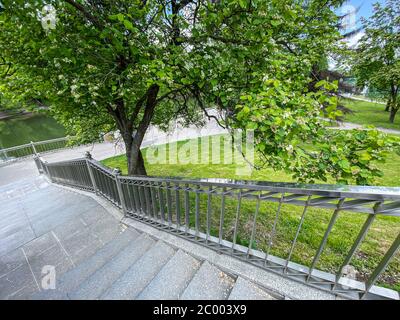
0;226;36;257
59;229;103;265
0;214;31;240
0;176;126;299
0;248;26;278
0;262;38;299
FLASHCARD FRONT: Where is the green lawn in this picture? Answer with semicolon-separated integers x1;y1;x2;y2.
102;136;400;291
0;113;66;149
340;98;400;131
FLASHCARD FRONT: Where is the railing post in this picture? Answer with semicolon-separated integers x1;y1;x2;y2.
113;168;128;216
85;151;98;194
43;160;52;181
33;155;43;174
1;149;8;162
30;141;38;156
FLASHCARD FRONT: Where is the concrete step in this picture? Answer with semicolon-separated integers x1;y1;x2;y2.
69;234;155;299
180;261;235;300
136;249;200;300
31;228;140;300
101;241;176;300
228;277;276;300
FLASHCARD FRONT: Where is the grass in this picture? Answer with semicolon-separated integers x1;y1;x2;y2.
102;136;400;291
340;98;400;131
0;113;65;149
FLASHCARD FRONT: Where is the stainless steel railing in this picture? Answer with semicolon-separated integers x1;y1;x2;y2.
0;136;77;166
34;152;400;300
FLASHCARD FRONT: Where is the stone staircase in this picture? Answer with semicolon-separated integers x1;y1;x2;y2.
1;175;339;300
32;228;276;300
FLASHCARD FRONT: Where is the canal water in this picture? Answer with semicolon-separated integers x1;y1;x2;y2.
0;113;65;149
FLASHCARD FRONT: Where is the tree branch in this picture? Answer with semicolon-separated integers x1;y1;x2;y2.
64;0;102;29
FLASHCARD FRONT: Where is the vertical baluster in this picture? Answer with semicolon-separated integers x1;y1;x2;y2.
158;183;166;223
184;183;190;233
150;182;158;221
94;168;103;195
166;182;173;227
138;182;147;217
113;168;127;215
102;172;110;199
112;174;120;204
144;182;152;218
219;187;226;246
307;198;344;281
333;205;379;290
175;184;181;230
232;190;242;254
284;195;312;273
264;193;284;266
132;182;142;216
361;233;400;299
206;186;212;244
195;186;200;238
126;181;136;214
247;194;261;258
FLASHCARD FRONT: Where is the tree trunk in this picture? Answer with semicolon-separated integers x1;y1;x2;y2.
385;97;391;112
123;84;160;176
126;142;147;176
389;107;398;123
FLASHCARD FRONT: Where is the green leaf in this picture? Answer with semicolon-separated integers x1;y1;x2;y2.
360;152;372;161
338;159;351;172
123;20;134;31
238;0;247;9
210;79;218;87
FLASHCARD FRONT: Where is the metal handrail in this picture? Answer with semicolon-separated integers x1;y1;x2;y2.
34;153;400;300
0;136;77;165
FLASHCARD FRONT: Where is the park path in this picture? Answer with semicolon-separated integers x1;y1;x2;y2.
328;120;400;135
341;94;386;105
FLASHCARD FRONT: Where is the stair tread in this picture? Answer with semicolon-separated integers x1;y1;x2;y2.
31;228;140;300
69;234;155;299
136;249;200;300
180;261;235;300
228;277;276;300
101;241;176;300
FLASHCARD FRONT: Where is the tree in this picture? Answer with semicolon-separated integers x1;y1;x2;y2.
0;0;398;184
353;0;400;123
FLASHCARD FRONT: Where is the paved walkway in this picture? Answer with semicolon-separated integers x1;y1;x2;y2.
0;176;126;299
329;120;400;135
341;94;386;105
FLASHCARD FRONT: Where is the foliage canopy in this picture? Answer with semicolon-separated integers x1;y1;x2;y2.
0;0;398;184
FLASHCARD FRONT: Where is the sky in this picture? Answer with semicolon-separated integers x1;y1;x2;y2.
338;0;386;47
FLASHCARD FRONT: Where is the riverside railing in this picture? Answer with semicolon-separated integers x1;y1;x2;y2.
0;137;77;165
34;152;400;300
